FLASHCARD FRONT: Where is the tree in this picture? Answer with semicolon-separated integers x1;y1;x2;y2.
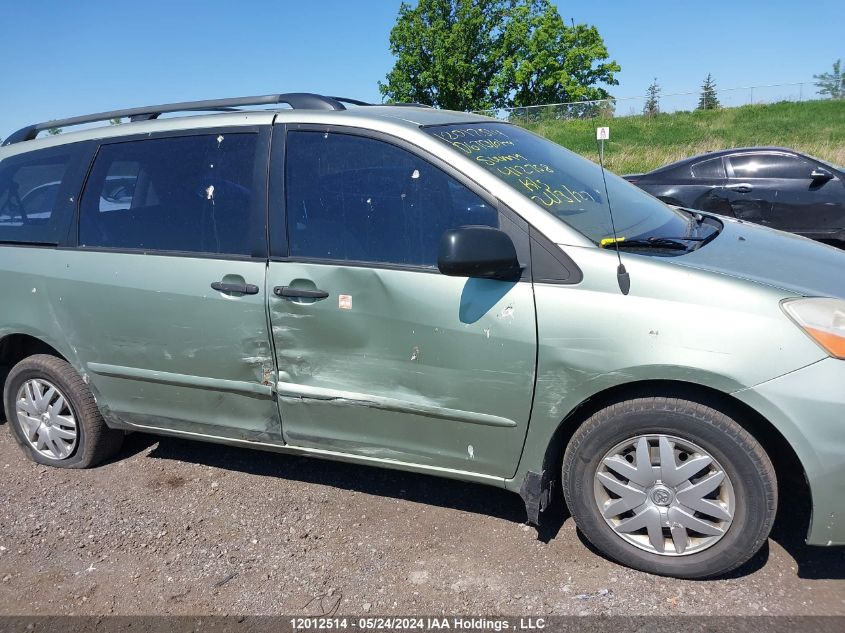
643;78;660;116
109;117;122;125
46;127;62;135
697;73;720;110
814;59;844;99
379;0;619;111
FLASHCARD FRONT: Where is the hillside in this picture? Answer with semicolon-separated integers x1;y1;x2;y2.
523;99;845;175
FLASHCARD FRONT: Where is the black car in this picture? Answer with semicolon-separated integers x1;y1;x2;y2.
625;147;845;246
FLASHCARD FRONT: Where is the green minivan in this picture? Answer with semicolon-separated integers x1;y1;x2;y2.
1;93;843;579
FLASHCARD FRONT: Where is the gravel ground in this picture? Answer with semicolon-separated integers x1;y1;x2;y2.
0;421;843;617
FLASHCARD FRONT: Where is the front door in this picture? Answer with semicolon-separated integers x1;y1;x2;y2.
55;129;280;440
267;127;537;477
725;152;845;239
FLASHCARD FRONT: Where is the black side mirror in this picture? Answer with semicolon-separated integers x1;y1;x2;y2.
810;168;833;182
438;226;522;280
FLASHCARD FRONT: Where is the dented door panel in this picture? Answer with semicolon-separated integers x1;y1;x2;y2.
43;250;280;440
269;262;536;477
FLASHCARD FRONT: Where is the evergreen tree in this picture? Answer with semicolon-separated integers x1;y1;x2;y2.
643;78;660;116
697;73;720;110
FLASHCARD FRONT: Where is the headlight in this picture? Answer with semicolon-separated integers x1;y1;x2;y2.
782;298;845;359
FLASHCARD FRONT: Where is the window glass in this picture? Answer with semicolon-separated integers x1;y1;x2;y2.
424;123;696;245
729;153;813;179
0;149;74;244
80;133;257;255
690;157;726;179
285;131;497;266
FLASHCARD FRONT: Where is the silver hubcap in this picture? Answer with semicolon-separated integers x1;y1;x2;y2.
594;434;735;556
15;379;78;460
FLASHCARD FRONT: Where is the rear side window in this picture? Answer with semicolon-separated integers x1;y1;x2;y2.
728;153;813;179
80;133;259;256
285;131;497;267
0;146;81;244
690;157;726;179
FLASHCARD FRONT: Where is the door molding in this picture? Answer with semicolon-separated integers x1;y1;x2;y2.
276;381;518;428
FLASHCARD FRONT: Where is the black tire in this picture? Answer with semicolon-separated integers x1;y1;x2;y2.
3;354;123;468
562;396;777;579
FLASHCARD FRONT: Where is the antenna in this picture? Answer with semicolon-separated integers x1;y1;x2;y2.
596;126;630;295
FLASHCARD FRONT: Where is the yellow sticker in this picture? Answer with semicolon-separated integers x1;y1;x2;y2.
600;237;626;247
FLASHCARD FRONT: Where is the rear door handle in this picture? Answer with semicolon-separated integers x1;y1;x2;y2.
211;281;259;295
274;286;329;300
727;183;753;193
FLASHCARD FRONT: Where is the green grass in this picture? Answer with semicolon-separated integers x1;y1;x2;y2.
523;99;845;175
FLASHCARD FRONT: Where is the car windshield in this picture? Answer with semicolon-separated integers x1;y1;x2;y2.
425;122;701;246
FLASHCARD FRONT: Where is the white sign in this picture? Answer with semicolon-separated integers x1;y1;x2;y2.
596;126;610;140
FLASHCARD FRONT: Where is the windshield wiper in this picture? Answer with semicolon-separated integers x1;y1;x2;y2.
602;236;704;251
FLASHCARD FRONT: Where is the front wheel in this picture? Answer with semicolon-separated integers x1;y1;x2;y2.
563;397;777;578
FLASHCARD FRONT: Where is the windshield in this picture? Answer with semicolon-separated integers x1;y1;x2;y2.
425;122;697;245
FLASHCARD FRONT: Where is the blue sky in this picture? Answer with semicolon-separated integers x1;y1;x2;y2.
1;0;842;139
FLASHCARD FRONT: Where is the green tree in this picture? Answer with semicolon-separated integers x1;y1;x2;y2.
109;117;122;125
379;0;619;111
46;127;62;135
814;59;843;99
643;78;660;116
697;73;720;110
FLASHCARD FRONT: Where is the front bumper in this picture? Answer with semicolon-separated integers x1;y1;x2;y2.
734;358;845;545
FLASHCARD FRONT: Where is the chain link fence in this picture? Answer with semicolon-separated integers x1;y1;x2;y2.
473;81;829;123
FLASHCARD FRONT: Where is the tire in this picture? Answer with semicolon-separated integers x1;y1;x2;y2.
4;354;123;468
562;396;777;579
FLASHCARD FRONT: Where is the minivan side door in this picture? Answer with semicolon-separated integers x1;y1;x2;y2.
53;128;280;439
267;125;537;478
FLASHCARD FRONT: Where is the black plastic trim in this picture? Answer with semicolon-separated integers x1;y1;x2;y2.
529;227;583;285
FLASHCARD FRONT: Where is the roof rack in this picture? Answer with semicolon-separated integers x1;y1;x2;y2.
2;93;379;146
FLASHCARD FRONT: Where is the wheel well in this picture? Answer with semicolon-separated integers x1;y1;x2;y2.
542;379;808;510
0;334;65;420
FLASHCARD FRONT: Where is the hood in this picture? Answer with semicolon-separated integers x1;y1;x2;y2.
675;218;845;298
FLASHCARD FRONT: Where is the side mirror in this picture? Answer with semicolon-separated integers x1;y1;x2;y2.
438;226;522;280
810;168;833;182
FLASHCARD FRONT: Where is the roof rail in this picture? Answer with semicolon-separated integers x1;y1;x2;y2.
2;93;359;146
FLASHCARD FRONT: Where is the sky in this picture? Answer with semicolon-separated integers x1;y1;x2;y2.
1;0;843;139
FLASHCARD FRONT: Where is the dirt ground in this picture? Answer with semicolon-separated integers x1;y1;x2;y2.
0;422;843;617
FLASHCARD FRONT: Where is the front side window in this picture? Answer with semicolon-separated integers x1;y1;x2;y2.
285;131;497;267
425;123;697;245
0;148;76;244
80;133;258;256
728;153;814;179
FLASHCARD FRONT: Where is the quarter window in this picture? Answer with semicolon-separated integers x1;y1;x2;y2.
690;157;726;179
285;131;497;267
0;147;78;244
80;133;259;256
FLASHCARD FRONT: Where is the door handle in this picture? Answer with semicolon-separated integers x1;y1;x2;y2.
211;281;260;295
274;286;329;300
727;183;753;193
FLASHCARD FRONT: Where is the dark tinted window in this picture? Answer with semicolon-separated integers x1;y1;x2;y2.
80;133;258;255
729;153;813;179
0;147;77;244
285;131;496;267
690;157;726;179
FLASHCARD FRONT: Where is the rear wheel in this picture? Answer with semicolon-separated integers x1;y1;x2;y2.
563;397;777;578
4;354;123;468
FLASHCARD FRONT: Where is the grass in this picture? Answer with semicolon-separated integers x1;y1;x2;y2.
522;99;845;175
